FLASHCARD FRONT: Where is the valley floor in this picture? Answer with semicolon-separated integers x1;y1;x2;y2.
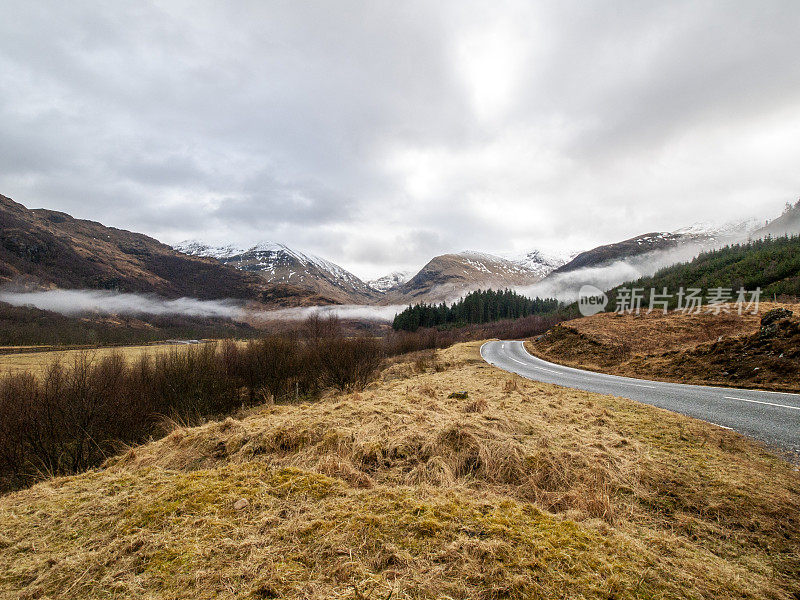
0;340;217;376
1;342;799;598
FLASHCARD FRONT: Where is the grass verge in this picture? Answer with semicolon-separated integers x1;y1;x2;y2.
1;342;798;599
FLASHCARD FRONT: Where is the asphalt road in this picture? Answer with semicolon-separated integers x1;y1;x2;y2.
480;340;800;458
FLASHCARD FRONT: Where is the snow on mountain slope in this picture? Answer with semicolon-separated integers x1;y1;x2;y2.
367;271;413;293
174;241;380;303
382;250;554;304
673;218;760;240
503;249;574;278
552;218;761;276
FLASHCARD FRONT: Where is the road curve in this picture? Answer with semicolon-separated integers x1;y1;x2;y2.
480;340;800;458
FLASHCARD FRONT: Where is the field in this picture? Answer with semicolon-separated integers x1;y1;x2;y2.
529;302;800;392
0;341;213;376
1;341;799;599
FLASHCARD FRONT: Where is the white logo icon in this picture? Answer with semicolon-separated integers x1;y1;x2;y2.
577;284;608;316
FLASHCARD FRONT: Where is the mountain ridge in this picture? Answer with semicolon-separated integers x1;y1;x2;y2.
382;251;555;304
0;194;272;302
553;220;758;275
174;240;380;304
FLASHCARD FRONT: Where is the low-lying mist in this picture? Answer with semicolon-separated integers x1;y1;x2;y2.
514;237;744;303
256;303;404;322
0;288;404;323
0;289;248;320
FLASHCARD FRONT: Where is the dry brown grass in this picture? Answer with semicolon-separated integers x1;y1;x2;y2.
1;341;799;599
564;303;777;354
0;342;216;376
530;301;800;392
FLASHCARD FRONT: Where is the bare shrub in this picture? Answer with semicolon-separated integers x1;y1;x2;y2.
240;335;303;402
0;309;561;493
314;336;384;392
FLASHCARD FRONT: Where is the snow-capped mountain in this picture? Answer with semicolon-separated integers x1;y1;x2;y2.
504;249;574;278
383;250;553;304
173;240;244;261
175;241;380;304
367;271;413;293
673;218;761;241
552;218;761;276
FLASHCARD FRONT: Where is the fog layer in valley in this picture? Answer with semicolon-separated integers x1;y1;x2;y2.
0;288;405;323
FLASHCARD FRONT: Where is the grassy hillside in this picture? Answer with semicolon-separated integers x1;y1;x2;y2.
529;302;800;392
1;343;799;599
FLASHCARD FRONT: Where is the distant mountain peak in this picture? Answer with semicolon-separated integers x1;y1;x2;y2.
382;250;555;304
672;218;760;238
502;248;574;277
367;271;413;293
174;240;379;303
175;240;245;260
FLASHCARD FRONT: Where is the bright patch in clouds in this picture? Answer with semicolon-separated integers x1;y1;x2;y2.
455;20;529;121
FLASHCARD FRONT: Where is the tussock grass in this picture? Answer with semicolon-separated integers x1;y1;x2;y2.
1;342;798;598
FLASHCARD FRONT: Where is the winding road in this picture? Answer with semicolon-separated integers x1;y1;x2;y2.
480;340;800;457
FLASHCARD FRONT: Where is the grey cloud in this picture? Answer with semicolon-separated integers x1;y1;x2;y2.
1;1;799;281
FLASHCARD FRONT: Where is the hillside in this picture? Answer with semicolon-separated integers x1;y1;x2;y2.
753;200;800;238
553;220;758;276
529;302;800;392
0;194;269;302
605;234;800;305
1;342;798;598
176;241;380;304
385;251;550;304
554;232;687;273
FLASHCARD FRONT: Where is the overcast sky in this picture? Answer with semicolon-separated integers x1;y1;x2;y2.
1;1;799;278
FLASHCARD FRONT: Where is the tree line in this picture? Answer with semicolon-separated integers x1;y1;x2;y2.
393;289;561;331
